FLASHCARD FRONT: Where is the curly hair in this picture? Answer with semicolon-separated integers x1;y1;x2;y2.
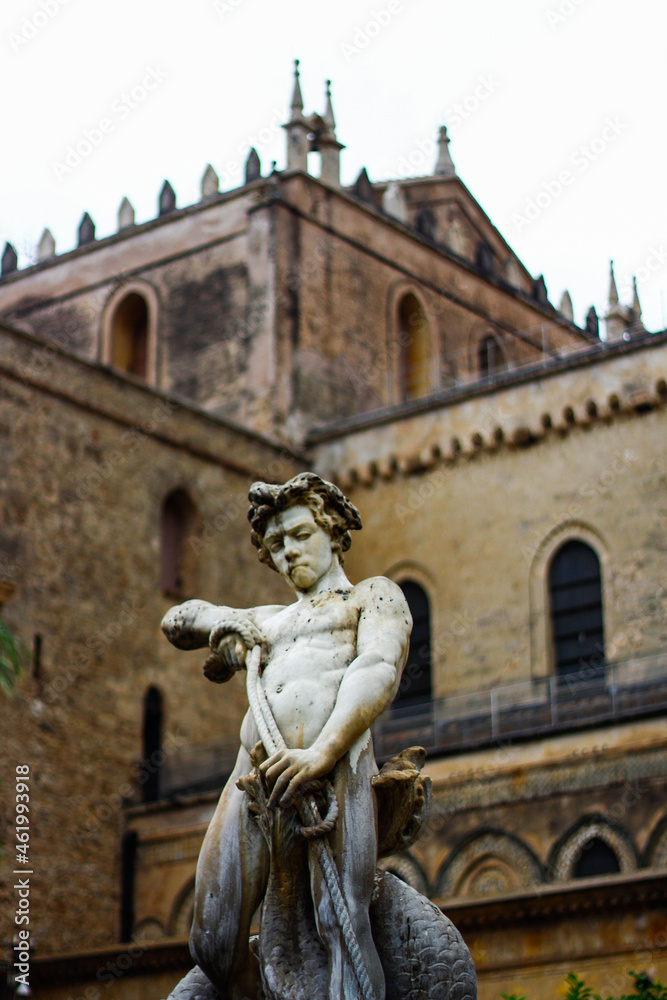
247;473;362;570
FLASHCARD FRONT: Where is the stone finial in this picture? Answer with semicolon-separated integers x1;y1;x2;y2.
435;126;456;177
159;180;176;216
586;305;600;338
353;167;374;204
1;242;18;276
78;212;96;247
290;58;304;114
283;59;309;173
559;290;574;321
382;182;407;223
201;164;219;199
245;148;261;184
605;260;631;341
118;197;135;230
608;259;619;306
317;78;344;188
446;218;465;255
37;228;56;261
532;274;549;306
323;79;336;132
627;277;646;336
632;276;642;319
503;258;522;289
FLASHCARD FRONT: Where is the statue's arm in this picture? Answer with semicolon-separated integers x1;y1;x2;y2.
161;598;284;650
261;577;411;805
312;577;412;761
161;599;234;649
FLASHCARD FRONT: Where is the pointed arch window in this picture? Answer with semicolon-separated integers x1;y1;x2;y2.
549;540;605;679
397;293;432;402
160;489;197;597
142;686;163;803
393;580;432;712
111;292;149;378
573;837;620;878
478;335;506;377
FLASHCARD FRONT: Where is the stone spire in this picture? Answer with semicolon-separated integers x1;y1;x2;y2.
201;164;219;199
118;196;135;230
605;259;631;342
78;212;96;247
284;59;309;172
37;228;55;262
290;57;304;115
245;148;261;184
159;180;176;215
559;290;573;321
628;276;646;335
317;79;344;188
632;276;642;319
608;259;619;306
323;78;336;131
435;126;456;177
1;242;18;276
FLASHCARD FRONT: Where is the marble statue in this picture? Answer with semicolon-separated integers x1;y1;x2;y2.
162;473;476;1000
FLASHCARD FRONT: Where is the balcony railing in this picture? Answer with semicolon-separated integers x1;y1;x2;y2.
152;652;667;800
373;651;667;760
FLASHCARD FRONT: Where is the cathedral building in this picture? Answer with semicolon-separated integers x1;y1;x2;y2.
1;64;665;999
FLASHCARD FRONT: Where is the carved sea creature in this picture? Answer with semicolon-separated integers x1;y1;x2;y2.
164;747;476;1000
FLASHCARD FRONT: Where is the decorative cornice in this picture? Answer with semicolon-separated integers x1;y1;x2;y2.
429;742;667;814
440;867;667;930
311;332;667;489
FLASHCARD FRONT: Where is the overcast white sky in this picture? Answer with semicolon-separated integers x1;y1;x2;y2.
1;0;663;330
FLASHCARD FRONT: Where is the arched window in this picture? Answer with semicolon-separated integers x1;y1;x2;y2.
549;540;605;679
160;489;197;597
573;837;620;878
397;293;432;402
111;292;149;378
478;335;506;377
142;686;163;803
393;581;432;712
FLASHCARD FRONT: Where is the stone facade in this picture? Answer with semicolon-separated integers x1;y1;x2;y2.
0;321;303;959
1;68;665;1000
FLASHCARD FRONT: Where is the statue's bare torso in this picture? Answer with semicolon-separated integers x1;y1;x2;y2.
242;581;387;753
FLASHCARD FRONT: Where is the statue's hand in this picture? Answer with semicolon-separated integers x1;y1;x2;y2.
210;629;248;670
202;626;247;684
260;746;337;808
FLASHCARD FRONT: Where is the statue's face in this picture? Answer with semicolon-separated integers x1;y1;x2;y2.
263;504;334;591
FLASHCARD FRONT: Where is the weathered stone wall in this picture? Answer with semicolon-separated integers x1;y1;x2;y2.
317;335;667;696
0;323;303;956
0;172;588;450
269;174;586;441
0;189;261;422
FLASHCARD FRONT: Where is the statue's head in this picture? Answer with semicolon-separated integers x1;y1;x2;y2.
247;474;362;588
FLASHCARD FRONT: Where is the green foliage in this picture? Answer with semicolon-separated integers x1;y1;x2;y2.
0;620;27;694
622;972;667;1000
501;971;667;1000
